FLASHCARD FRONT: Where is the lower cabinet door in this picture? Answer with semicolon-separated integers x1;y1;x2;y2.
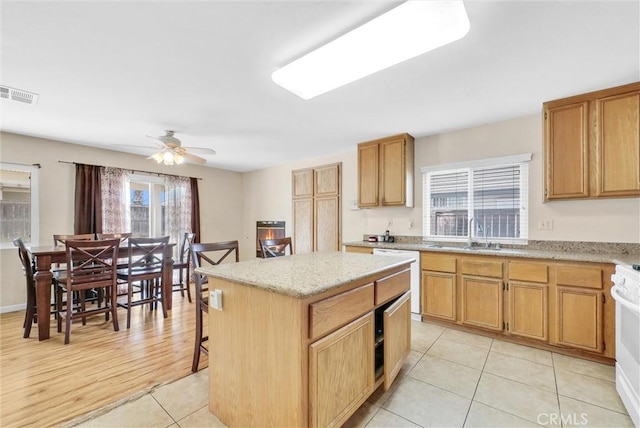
509;281;548;341
383;291;411;390
556;287;603;352
422;271;456;321
309;312;374;428
461;276;504;331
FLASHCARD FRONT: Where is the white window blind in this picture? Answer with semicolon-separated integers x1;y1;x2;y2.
422;154;530;243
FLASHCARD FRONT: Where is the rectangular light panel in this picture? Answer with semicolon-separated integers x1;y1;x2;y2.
272;1;470;100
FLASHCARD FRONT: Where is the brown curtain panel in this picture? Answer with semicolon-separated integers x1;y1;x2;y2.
74;163;103;235
190;177;201;243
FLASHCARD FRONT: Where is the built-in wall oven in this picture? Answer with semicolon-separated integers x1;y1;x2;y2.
611;264;640;427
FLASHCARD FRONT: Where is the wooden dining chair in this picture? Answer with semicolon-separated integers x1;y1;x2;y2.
116;236;170;329
190;240;239;372
96;232;132;241
172;232;196;303
13;238;39;338
55;238;121;344
259;237;293;258
53;233;96;246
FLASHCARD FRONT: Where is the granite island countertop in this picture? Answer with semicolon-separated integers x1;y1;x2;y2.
195;251;415;299
342;240;640;266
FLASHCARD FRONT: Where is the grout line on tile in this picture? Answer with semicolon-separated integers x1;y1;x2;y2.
151;394;178;426
557;393;631;417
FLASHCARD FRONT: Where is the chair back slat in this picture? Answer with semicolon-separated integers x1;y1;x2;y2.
53;233;95;246
190;241;239;290
65;239;120;289
259;237;293;258
124;236;170;277
179;232;196;263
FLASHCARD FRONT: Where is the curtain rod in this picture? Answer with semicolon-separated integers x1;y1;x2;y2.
58;161;202;180
1;162;41;168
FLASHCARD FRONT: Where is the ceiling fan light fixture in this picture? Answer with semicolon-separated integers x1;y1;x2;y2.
163;151;175;165
174;153;185;164
151;152;164;163
271;1;470;99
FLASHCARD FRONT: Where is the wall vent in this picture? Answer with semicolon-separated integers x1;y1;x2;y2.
0;85;39;105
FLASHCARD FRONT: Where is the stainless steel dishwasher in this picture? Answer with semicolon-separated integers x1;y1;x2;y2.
372;248;421;319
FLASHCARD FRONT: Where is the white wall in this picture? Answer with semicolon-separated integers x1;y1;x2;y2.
0;132;244;309
243;113;640;255
3;113;639;309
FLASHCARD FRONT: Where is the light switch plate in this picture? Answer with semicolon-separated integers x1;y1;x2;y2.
209;289;223;311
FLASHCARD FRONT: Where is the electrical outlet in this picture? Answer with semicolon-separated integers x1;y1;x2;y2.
408;218;414;229
209;289;223;311
387;218;393;228
538;219;554;230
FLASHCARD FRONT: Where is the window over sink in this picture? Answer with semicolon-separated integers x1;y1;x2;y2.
421;154;531;244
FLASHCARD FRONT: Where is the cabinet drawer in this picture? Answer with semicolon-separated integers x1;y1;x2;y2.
556;265;603;289
461;259;503;278
375;269;410;305
310;284;374;340
509;262;549;283
345;246;373;254
421;253;456;273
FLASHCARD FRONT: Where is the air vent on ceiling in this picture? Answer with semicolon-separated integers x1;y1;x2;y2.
0;85;39;105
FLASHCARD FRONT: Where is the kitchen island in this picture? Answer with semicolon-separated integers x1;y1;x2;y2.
195;251;414;428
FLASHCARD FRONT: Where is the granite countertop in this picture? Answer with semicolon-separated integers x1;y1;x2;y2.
195;251;415;299
342;241;640;266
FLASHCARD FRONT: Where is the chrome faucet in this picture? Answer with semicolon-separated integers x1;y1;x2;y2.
468;217;489;248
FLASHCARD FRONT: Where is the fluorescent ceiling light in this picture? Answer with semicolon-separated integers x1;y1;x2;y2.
272;1;470;100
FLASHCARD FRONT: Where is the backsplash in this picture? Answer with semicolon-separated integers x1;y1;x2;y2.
361;235;640;255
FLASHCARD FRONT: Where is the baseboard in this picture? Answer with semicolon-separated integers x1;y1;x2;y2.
0;303;26;314
411;312;421;321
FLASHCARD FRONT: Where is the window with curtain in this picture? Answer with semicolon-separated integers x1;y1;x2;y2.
422;154;531;243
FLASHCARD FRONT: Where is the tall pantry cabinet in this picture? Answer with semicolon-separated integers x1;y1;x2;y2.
292;163;341;254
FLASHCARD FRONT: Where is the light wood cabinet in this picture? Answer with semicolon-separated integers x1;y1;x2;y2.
421;253;457;321
345;246;373;254
292;163;341;254
205;258;411;427
419;251;614;360
553;264;607;353
460;256;504;332
508;261;549;342
544;82;640;200
556;287;603;353
382;291;411;390
357;133;414;207
309;312;374;428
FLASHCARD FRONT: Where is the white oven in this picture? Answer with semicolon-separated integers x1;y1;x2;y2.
611;264;640;427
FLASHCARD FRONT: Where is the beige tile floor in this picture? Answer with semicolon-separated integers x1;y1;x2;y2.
67;321;633;428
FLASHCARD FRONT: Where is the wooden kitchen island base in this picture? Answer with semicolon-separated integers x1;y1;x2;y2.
197;252;413;427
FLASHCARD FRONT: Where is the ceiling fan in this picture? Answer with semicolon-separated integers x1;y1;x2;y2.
146;130;216;165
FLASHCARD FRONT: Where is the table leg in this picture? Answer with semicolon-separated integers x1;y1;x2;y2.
164;255;174;310
34;255;53;340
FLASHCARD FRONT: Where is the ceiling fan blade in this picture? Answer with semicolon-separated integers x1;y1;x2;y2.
182;152;207;164
184;146;216;155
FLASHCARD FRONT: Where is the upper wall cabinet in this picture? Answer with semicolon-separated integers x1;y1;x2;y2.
358;133;415;208
544;82;640;201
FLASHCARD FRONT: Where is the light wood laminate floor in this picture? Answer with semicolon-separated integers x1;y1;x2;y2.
0;288;204;428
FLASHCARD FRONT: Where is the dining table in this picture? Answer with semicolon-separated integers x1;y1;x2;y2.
28;243;175;340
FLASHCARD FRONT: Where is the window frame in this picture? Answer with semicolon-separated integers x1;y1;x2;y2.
421;153;531;245
0;162;39;249
128;174;166;238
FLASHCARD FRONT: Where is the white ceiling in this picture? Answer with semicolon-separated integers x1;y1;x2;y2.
1;1;638;172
